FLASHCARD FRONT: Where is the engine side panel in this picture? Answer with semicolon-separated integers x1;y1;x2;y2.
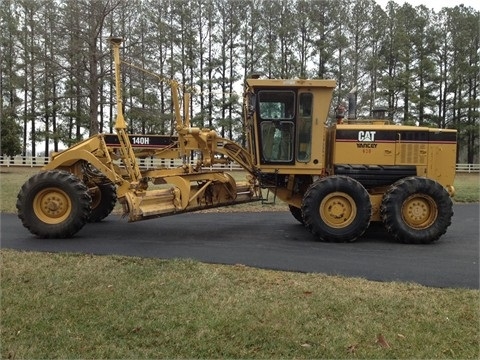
330;124;457;188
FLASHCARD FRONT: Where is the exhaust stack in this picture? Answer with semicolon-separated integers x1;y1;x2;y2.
348;86;357;119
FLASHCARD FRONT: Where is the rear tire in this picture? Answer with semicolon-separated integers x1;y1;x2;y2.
302;176;371;242
289;205;304;224
380;177;453;244
17;170;91;238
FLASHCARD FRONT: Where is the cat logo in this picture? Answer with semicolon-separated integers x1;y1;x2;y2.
358;131;376;142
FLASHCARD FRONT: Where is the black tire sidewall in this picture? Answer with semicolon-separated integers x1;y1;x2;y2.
302;176;371;242
17;171;91;238
288;205;304;224
381;177;453;243
88;182;117;222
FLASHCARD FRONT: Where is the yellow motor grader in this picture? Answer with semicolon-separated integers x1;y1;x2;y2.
16;38;457;243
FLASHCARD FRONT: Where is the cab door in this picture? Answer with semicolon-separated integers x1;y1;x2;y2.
256;90;296;165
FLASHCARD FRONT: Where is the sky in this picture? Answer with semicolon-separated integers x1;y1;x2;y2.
374;0;480;11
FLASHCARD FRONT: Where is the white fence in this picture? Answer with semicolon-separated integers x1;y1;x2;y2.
455;163;480;173
0;155;478;173
1;156;50;167
0;155;243;171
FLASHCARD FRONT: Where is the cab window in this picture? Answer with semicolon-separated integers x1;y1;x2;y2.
261;121;294;162
296;93;313;162
258;91;295;120
258;90;295;163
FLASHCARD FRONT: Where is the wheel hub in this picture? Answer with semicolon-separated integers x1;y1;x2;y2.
47;200;60;212
402;195;437;229
330;201;347;218
320;192;356;228
34;188;72;224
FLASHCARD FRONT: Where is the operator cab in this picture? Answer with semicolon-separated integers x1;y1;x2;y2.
244;78;335;172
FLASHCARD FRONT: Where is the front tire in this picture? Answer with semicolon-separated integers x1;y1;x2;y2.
82;164;117;222
88;181;117;222
380;177;453;244
302;176;371;242
17;170;91;238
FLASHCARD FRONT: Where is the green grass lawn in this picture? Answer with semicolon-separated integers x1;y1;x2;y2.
1;250;478;359
453;173;480;202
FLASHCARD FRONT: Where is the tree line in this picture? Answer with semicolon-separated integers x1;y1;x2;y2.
1;0;478;162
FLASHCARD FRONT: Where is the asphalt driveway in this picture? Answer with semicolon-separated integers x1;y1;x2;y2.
1;203;478;289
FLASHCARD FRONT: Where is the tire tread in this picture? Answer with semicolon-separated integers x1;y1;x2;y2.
17;170;91;238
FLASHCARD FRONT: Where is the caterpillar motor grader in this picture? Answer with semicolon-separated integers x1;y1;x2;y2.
16;38;457;243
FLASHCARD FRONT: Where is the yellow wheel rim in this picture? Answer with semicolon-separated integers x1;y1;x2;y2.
33;187;72;224
319;192;357;228
401;194;437;229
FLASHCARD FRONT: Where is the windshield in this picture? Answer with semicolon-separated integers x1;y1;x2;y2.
258;91;295;120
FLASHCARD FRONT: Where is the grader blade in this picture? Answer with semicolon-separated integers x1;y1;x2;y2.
121;171;261;222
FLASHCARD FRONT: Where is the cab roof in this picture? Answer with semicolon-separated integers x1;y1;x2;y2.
245;78;336;89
